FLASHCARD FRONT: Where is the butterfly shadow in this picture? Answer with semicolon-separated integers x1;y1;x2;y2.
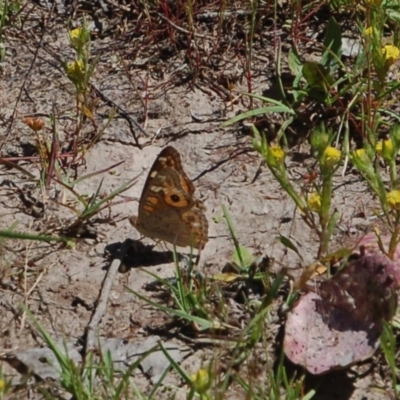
105;240;191;272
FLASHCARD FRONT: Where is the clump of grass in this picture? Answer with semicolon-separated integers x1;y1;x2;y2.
127;205;313;398
21;309;170;399
63;20;114;155
225;1;400;258
380;322;400;397
0;0;21;63
1;20;138;243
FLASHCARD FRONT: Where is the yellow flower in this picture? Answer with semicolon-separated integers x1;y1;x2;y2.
351;148;373;173
352;149;371;165
269;144;285;164
387;190;400;210
69;27;82;41
376;139;395;160
0;380;5;390
322;146;341;169
66;60;84;81
69;26;89;48
354;148;367;159
382;45;400;66
365;27;373;36
307;192;321;212
190;369;210;393
383;138;394;152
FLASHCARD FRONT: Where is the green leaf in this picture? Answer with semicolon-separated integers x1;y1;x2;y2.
303;62;333;88
321;17;342;68
223;104;294;126
233;246;254;269
0;229;67;243
288;47;302;76
290;73;306;103
386;9;400;24
127;288;217;331
302;62;335;101
278;235;303;260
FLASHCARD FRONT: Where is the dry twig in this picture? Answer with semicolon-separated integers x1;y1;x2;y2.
84;239;132;355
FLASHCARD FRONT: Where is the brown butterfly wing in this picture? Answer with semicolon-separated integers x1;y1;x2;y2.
140;146;195;198
132;146;208;249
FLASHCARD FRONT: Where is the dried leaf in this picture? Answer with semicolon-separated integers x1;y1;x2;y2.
212;272;241;283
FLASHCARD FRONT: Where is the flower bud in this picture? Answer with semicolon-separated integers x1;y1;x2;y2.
69;27;89;48
269;144;285;165
387;190;400;210
321;146;341;169
190;369;210;393
307;192;322;212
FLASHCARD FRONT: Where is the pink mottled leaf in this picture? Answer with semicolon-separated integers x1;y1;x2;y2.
284;249;400;374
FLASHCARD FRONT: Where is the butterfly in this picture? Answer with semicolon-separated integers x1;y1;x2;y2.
129;146;208;249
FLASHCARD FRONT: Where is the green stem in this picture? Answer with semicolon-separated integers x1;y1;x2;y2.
318;172;333;257
389;160;398;188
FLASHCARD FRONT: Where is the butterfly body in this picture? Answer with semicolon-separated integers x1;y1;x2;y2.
130;146;208;249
